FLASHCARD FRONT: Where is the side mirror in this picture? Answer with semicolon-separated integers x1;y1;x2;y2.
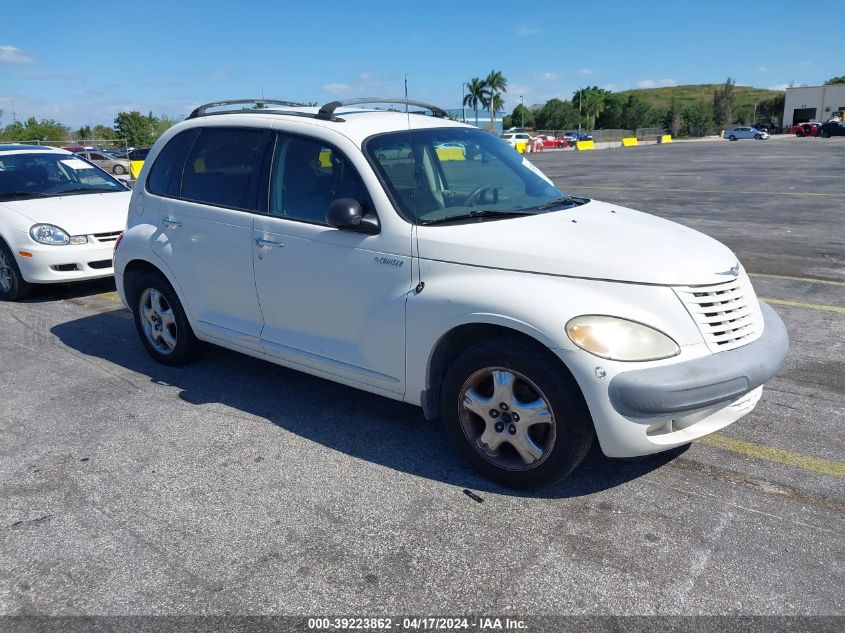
326;198;379;234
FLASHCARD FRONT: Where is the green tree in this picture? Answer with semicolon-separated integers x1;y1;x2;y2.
114;110;156;147
535;98;579;131
824;76;845;85
681;101;712;137
1;116;69;142
713;77;737;128
504;103;534;129
484;70;508;131
664;97;683;137
573;87;610;130
462;77;487;127
758;93;786;125
152;115;179;140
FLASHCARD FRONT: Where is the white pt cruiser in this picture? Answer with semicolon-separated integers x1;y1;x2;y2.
114;98;789;487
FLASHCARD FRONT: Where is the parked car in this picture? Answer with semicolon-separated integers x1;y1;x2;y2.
113;98;788;487
500;132;533;149
818;121;845;137
563;131;593;143
0;144;131;300
789;122;821;137
77;149;131;175
535;134;567;148
724;127;769;141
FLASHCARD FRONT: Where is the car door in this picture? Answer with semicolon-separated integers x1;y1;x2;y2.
147;125;270;351
252;132;412;393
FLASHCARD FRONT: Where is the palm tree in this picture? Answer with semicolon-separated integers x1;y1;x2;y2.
582;88;607;130
463;78;487;127
484;70;508;131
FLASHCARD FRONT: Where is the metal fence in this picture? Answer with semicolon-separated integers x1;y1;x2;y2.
532;127;668;142
16;138;129;149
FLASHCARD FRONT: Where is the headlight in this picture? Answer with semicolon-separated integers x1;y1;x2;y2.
30;224;70;245
566;315;680;361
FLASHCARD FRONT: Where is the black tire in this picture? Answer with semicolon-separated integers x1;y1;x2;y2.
0;238;33;301
441;336;594;488
113;164;127;175
754;134;763;140
820;130;831;138
729;135;737;141
130;270;198;365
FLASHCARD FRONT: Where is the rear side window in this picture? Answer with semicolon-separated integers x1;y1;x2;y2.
180;127;266;211
146;129;197;197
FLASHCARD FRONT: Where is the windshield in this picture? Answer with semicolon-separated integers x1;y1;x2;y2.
0;152;126;201
365;127;568;225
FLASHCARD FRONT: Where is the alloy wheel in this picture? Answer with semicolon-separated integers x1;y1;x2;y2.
458;367;557;471
139;287;178;354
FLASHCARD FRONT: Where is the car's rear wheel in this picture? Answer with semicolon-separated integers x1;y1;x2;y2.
113;164;127;175
441;337;593;488
0;239;33;301
131;271;197;365
729;135;737;141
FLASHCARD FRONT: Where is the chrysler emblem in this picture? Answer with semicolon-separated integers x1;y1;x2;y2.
717;262;740;277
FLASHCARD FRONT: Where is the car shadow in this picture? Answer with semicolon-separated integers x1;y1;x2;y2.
21;278;117;302
51;308;687;499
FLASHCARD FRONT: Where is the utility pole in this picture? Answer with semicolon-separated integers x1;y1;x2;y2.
578;88;582;135
520;95;524;128
462;83;468;123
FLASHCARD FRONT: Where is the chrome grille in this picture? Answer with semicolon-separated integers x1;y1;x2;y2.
92;231;122;243
674;272;764;352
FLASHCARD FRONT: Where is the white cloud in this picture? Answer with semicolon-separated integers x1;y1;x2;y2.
659;78;677;87
323;83;351;94
0;45;34;64
516;25;542;36
577;68;594;76
637;80;656;88
541;71;557;80
757;66;767;72
769;83;790;91
602;84;618;91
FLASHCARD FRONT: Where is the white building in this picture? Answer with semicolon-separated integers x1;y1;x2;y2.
783;84;845;127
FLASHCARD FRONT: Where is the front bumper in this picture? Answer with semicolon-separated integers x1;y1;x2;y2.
608;301;788;418
16;242;116;283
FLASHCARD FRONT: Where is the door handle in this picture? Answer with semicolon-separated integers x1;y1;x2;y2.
162;217;182;229
255;238;284;249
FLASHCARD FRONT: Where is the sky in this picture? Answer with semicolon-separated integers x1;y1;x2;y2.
0;0;840;128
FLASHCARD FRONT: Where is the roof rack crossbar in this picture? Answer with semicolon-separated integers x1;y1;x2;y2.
316;98;448;121
187;99;307;119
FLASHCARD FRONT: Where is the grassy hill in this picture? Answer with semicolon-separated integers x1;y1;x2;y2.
617;84;783;110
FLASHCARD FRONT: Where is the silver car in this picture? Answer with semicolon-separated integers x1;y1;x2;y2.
77;150;131;175
724;126;769;141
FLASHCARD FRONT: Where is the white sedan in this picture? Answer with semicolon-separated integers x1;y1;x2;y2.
0;145;131;300
724;126;769;141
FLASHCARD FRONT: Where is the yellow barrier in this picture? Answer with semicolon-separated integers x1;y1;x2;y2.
515;141;527;154
129;160;144;179
622;137;638;147
659;135;672;144
435;147;466;161
319;149;332;168
576;140;595;151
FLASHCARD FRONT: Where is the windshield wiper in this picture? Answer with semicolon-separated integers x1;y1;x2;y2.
57;187;116;195
420;209;538;226
534;195;582;210
0;191;49;199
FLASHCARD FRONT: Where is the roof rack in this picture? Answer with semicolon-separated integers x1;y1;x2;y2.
316;98;448;121
187;99;307;119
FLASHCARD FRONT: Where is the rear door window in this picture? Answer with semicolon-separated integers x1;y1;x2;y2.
180;127;267;211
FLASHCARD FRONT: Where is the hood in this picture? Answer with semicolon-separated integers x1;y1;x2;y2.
416;199;739;286
0;191;131;235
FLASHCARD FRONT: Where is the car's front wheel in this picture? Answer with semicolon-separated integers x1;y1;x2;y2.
0;239;33;301
131;271;198;365
820;130;831;138
441;337;593;488
729;135;737;141
113;164;127;175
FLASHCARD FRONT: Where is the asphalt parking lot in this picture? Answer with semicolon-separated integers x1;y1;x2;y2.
1;136;843;619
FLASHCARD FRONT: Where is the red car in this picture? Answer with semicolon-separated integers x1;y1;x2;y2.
789;122;820;137
535;134;568;148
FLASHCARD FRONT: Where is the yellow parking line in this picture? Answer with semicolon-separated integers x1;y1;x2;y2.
571;186;845;197
761;297;845;314
699;434;845;478
749;273;845;287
